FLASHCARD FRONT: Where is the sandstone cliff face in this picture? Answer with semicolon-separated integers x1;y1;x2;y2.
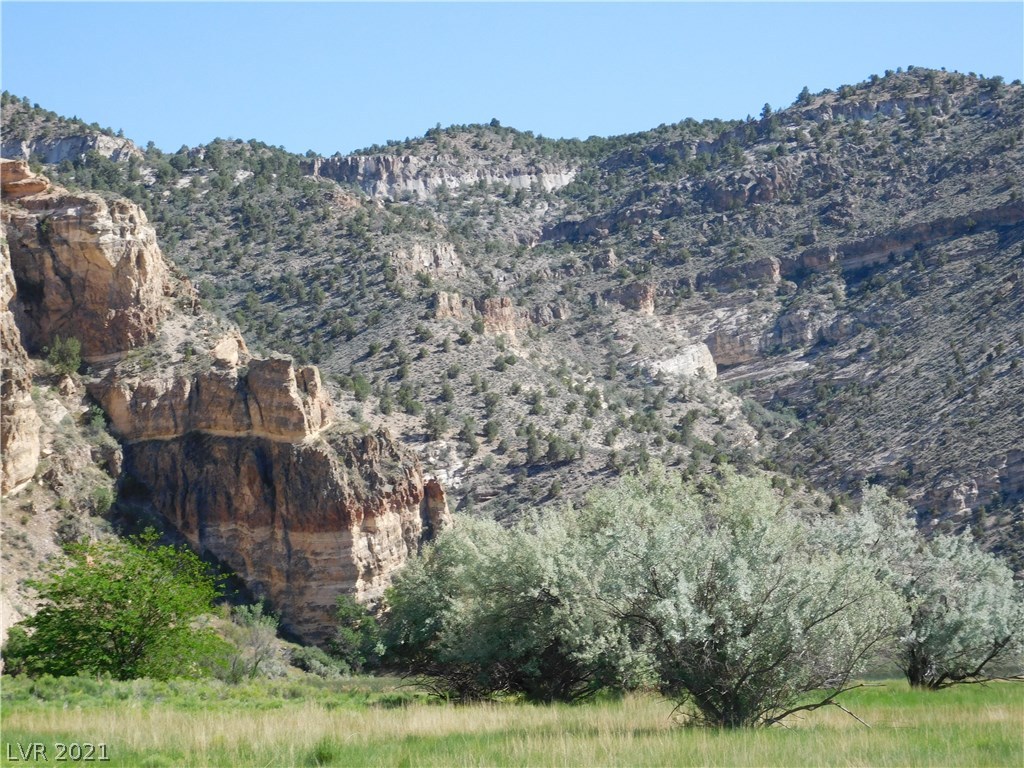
91;353;333;444
604;282;656;315
308;154;575;200
84;328;449;643
432;290;571;340
1;237;41;493
393;241;464;278
89;334;450;642
123;428;449;642
1;159;172;359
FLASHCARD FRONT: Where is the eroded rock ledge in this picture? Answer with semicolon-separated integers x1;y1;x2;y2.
124;428;450;642
307;154;576;200
90;352;333;444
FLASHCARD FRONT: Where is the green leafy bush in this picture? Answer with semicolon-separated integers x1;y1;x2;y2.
2;530;222;680
330;595;381;674
46;335;81;376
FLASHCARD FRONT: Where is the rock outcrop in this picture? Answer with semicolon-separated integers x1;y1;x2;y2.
432;291;570;338
1;159;172;359
703;166;793;212
605;282;656;315
705;327;764;368
0;238;41;493
90;353;333;444
88;340;448;642
918;450;1024;524
780;200;1024;278
698;256;782;291
82;330;449;644
393;241;464;278
1;133;142;166
123;427;450;642
307;154;575;200
642;344;718;380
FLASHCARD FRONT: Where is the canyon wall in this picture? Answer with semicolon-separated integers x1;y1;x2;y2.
0;237;41;493
2;160;449;643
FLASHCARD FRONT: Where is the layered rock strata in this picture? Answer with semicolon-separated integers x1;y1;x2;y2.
433;290;571;338
123;427;449;642
89;342;449;642
91;354;333;444
2;162;449;642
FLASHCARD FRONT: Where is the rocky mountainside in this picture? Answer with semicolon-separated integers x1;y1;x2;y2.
0;159;449;643
2;67;1022;572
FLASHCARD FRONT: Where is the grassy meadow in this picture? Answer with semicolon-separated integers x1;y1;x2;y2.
1;675;1020;767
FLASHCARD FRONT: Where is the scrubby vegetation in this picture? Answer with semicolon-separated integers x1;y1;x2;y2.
382;467;1022;727
4;69;1022;547
4;467;1019;733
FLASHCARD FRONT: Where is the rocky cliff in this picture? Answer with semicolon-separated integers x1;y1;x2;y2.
432;290;571;340
1;159;172;359
308;153;575;200
0;236;41;493
1;162;450;643
122;429;448;642
88;333;451;641
1;133;142;166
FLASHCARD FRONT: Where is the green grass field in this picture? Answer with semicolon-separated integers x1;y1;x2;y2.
1;676;1020;767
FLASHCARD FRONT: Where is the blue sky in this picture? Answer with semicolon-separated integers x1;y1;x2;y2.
2;3;1022;156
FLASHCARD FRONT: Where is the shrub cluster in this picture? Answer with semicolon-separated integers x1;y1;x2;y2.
381;466;1023;726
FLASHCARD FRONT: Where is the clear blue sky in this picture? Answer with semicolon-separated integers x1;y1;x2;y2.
2;2;1022;156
